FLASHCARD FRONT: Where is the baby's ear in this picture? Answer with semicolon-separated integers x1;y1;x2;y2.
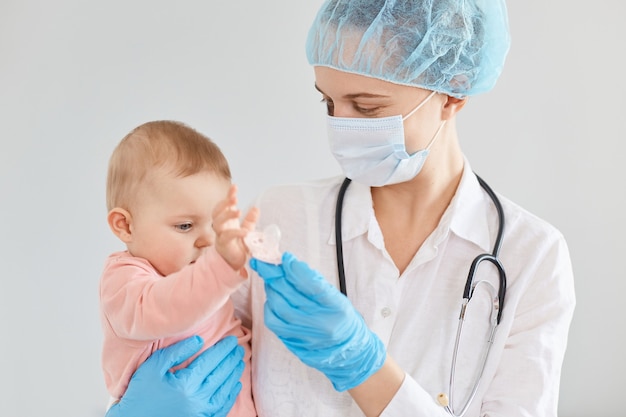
107;208;133;243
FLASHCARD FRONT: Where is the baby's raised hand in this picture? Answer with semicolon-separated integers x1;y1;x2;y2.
211;185;259;272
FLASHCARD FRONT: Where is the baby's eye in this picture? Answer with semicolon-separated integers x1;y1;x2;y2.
175;222;193;232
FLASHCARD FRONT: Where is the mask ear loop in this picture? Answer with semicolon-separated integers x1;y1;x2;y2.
401;90;446;153
424;120;447;151
405;120;447;157
401;90;438;121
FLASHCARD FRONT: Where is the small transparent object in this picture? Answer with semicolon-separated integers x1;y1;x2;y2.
245;224;282;264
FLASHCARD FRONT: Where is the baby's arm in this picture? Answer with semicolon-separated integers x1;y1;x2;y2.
211;185;259;272
101;248;248;340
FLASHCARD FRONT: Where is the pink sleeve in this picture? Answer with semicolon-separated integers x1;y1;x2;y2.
100;248;246;340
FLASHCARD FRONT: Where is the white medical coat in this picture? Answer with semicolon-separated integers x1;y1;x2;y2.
234;161;576;417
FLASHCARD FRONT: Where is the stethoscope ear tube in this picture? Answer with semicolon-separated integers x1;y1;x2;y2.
475;174;505;257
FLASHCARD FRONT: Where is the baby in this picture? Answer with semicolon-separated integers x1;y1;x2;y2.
99;120;257;416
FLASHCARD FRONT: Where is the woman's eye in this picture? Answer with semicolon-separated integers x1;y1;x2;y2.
354;105;380;116
175;223;193;232
320;97;335;115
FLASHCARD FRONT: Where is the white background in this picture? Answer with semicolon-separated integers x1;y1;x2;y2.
1;1;624;416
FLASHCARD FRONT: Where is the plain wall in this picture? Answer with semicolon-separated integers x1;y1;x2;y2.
0;1;623;416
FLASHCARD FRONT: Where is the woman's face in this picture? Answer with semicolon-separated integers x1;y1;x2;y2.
313;66;446;154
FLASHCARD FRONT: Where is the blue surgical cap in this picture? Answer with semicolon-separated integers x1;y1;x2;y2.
306;0;510;98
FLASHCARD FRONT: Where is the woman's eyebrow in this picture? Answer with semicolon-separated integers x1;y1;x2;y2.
314;83;390;99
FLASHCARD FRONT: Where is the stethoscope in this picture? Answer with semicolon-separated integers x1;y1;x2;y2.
334;174;507;417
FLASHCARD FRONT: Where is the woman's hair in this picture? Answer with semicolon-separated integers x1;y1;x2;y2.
106;120;231;211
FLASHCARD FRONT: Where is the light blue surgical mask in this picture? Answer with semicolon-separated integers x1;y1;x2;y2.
327;90;446;187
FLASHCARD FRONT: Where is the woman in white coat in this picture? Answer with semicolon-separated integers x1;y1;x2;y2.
107;1;575;416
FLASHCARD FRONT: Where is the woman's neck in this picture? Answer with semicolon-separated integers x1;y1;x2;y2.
370;139;464;274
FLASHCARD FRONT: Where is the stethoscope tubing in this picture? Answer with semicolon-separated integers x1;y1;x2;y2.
469;175;506;324
334;177;352;296
335;174;506;304
334;173;507;416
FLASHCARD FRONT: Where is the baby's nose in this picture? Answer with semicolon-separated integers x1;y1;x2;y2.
195;225;215;248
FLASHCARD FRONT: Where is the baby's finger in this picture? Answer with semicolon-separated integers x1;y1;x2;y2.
241;207;260;232
212;194;236;219
211;183;238;214
213;207;242;232
228;184;238;200
217;228;248;242
225;185;239;210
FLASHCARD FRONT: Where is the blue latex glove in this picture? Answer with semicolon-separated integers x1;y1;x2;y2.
106;335;244;417
249;252;386;391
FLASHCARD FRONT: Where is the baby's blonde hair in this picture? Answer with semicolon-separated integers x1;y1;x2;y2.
106;120;231;211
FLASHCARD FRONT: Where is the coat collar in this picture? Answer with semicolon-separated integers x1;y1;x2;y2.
327;157;495;253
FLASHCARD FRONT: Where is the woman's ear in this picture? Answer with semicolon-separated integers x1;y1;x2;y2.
441;95;468;120
107;208;133;243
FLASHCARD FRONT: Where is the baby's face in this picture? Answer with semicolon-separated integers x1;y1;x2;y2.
127;170;230;276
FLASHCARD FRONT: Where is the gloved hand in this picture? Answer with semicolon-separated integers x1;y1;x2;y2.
106;335;244;417
249;252;386;391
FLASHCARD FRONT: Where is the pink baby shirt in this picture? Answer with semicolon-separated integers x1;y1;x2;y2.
99;247;256;417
